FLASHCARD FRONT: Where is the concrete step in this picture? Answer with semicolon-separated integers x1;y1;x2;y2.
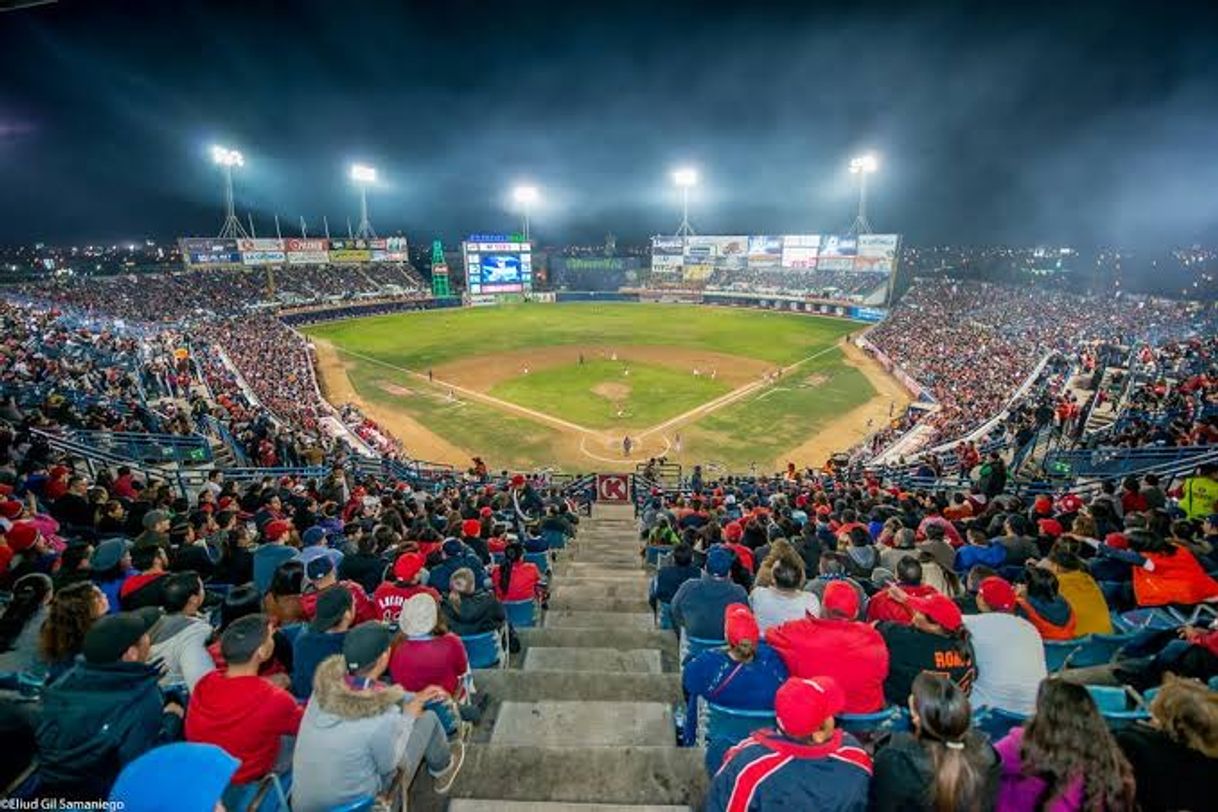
547;594;650;613
517;627;675;653
544;611;654;631
450;802;690;812
491;700;673;747
446;744;706;806
524;646;662;674
471;668;681;703
553;580;650;599
552;568;642;582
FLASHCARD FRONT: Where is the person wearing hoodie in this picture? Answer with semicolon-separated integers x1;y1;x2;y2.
441;566;505;635
1015;566;1078;641
766;581;890;713
36;608;184;800
428;537;490;594
292;622;464;812
109;742;240;812
866;558;941;625
148;571;216;691
954;527;1008;575
671;545;749;646
91;538;134;615
186;614;303;798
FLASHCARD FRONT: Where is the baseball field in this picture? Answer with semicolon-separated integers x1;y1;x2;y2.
304;302;907;472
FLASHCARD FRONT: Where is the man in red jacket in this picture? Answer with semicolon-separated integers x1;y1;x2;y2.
765;581;889;713
866;558;940;625
186;614;303;788
372;552;440;624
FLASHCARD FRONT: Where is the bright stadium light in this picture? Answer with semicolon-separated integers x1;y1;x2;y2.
848;153;879;234
672;167;698;236
210;145;248;239
511;185;540;241
350;164;377;238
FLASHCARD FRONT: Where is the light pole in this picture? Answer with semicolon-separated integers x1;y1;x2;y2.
512;184;539;241
211;145;249;239
848;153;878;235
350;163;377;239
672;167;697;237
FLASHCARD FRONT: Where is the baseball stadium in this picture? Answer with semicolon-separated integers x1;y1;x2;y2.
4;2;1218;812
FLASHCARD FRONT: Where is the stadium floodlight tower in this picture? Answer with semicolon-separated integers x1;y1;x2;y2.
211;145;249;239
672;167;698;236
512;184;539;241
848;153;878;235
350;163;378;239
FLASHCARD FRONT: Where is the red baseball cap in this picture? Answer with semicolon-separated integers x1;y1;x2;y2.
724;604;759;648
263;519;292;541
479;506;494;518
0;483;12;496
1038;518;1063;538
6;522;39;553
723;521;743;543
775;676;845;737
978;576;1017;612
510;474;525;488
0;500;23;520
461;519;482;538
1058;493;1083;513
822;581;860;620
906;592;964;632
393;552;426;582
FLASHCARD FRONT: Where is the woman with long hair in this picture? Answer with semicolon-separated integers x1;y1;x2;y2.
1015;567;1078;641
995;679;1136;812
490;542;545;604
39;581;108;680
1041;540;1112;635
871;673;999;812
0;573;54;673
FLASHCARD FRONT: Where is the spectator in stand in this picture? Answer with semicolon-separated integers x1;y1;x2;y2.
877;590;976;707
995;515;1041;567
867;558;940;625
671;545;749;646
750;554;820;633
263;560;307;627
185;614;303;801
459;518;491;565
390;593;469;701
682;605;787;767
441;567;505;636
35;608;184;800
120;543;170;610
292;586;356;701
135;510;171;551
1038;540;1113;635
39;581;109;681
1015;567;1078;641
870;673;1000;812
429;538;490;595
373;552;439;625
0;573;53;674
1116;675;1218;812
147;571;215;691
108;742;240;812
1180;463;1218;521
53;474;96;530
766;581;889;713
292;622;463;811
955;528;1007;576
298;555;376;626
253;519;296;595
1126;528;1218;607
489;542;546;605
339;529;386;594
91;538;133;615
649;542;701;616
962;577;1047;715
994;680;1136;812
706;675;872;812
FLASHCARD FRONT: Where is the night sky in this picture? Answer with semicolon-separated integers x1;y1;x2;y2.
2;0;1218;248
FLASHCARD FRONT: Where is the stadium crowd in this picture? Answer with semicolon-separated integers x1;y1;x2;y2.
706;268;889;301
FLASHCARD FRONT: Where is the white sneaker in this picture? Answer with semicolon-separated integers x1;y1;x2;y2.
431;739;465;794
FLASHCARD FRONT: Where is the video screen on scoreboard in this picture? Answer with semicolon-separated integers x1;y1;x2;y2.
464;239;533;294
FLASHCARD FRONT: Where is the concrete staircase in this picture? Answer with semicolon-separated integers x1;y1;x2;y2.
438;502;705;811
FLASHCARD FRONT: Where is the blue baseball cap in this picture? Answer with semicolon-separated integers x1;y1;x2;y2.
302;526;327;547
706;544;734;577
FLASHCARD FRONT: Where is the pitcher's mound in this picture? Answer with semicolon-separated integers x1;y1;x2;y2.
592;382;630;402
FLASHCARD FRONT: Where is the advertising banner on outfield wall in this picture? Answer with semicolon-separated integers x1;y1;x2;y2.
284;238;328;252
188;251;241;265
782;235;821;270
329;249;372;262
241;251;286;266
857;234;899;258
237;238;285;252
287;250;329;264
181;238;239;265
747;236;783;269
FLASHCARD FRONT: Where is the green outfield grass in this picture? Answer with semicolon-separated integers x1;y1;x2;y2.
489;358;731;429
305;302;854;369
305;303;873;469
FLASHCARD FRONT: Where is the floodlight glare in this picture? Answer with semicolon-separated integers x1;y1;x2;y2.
350;164;377;184
513;185;539;205
672;167;698;188
211;145;244;167
849;154;878;174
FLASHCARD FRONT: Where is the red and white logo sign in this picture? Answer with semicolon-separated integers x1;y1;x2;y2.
597;474;630;503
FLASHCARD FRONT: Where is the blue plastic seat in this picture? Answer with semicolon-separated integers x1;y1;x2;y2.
705;702;775;745
682;635;725;664
657;601;674;630
1066;632;1138;667
837;706;909;737
1043;639;1084;672
503;599;537;628
326;797;375;812
972;706;1028;741
523;550;550;574
1085;685;1149;729
459;630;506;669
1119;608;1180;631
645;545;669;567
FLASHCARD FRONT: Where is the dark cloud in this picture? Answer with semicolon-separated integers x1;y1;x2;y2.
1;0;1217;248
